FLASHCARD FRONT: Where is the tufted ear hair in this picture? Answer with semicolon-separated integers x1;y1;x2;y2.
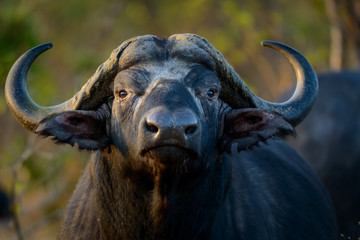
221;109;294;152
35;109;110;150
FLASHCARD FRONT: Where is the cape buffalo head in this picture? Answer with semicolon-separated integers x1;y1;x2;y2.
5;34;317;178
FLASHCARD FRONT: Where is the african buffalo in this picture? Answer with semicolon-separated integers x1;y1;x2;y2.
5;34;338;239
286;71;360;238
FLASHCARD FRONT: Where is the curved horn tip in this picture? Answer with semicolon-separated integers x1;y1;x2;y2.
32;42;54;52
261;40;289;50
261;40;271;47
42;42;53;48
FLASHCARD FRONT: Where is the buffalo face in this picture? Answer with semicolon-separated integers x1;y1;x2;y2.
108;60;222;176
34;59;293;179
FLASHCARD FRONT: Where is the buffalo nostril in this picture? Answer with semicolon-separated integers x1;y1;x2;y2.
185;125;198;135
146;121;159;133
144;108;199;138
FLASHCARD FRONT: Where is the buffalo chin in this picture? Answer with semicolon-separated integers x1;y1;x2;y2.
144;146;197;164
141;145;198;175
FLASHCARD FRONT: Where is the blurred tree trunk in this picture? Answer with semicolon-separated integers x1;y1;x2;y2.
343;0;360;69
324;0;344;70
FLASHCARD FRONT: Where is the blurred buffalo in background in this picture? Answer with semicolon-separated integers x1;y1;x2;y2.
286;71;360;238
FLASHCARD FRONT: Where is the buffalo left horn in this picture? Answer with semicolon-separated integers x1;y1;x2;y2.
5;41;126;132
5;43;78;131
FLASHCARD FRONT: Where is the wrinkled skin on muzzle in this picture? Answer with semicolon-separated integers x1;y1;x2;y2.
109;62;221;177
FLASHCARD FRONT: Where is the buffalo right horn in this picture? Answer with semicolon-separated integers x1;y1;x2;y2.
251;41;318;126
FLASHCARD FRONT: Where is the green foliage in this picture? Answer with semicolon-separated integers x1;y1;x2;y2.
0;0;40;114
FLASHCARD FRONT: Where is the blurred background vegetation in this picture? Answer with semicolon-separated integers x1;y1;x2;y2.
0;0;359;239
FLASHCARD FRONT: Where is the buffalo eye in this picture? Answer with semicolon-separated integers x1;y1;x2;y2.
207;89;216;99
119;90;128;99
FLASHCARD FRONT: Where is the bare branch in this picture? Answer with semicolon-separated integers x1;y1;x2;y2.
324;0;344;70
9;136;48;240
343;0;360;67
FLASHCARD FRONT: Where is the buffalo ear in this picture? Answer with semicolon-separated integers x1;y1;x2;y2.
35;110;110;150
221;108;294;152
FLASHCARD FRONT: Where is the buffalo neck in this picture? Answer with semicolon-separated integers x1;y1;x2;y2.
91;146;231;240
